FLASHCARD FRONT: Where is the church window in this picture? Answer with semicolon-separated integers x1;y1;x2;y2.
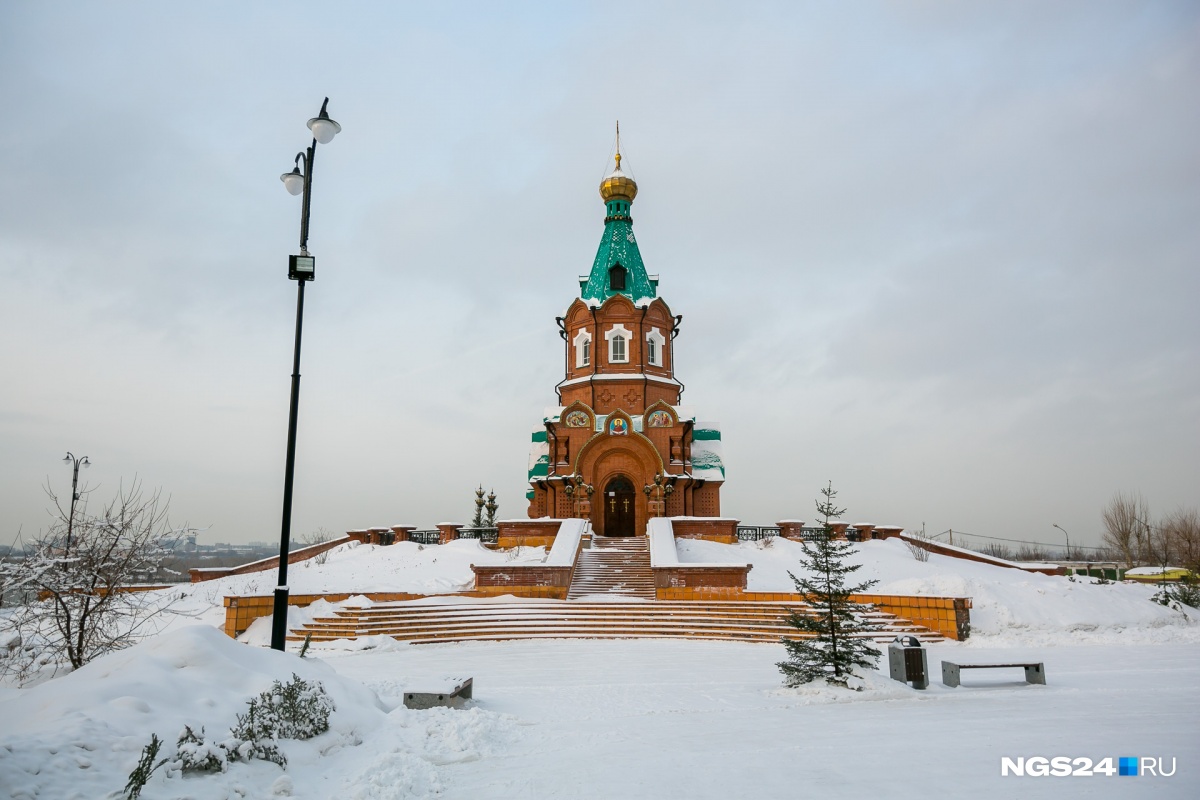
611;335;626;362
573;329;592;368
609;263;627;291
604;323;632;364
645;327;666;367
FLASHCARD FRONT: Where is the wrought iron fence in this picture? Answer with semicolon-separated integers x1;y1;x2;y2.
457;527;499;544
407;530;441;545
736;526;782;541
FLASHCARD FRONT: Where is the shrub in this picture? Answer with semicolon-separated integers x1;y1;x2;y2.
123;733;166;799
232;673;334;742
174;725;229;773
1153;580;1200;609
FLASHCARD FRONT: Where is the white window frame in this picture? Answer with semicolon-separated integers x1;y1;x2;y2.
573;329;592;368
645;327;666;367
604;324;632;364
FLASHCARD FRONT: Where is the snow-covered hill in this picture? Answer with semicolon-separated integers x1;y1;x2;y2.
676;537;1198;644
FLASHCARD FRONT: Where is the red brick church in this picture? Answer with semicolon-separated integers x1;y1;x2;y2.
527;144;725;536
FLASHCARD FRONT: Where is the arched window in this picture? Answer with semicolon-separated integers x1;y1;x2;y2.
573;329;592;368
609;263;627;291
605;324;632;364
645;327;666;367
611;335;626;362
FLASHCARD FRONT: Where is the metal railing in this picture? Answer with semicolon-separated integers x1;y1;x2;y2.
407;530;441;545
735;526;782;541
457;527;499;544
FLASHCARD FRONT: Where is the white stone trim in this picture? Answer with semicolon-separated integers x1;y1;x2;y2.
557;373;683;389
573;329;592;368
604;323;632;363
645;326;666;367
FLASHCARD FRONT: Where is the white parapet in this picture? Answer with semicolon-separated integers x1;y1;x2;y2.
647;518;679;567
545;518;588;566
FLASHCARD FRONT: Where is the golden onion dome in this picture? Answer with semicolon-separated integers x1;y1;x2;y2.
600;150;638;203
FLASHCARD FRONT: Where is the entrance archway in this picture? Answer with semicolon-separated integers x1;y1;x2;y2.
602;475;636;537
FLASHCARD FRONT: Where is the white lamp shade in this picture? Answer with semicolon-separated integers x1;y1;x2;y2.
307;116;341;144
280;171;305;196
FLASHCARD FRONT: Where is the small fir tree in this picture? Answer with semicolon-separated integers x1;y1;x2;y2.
123;733;167;799
469;486;486;529
777;481;882;688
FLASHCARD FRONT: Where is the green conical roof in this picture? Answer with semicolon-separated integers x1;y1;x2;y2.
579;157;658;306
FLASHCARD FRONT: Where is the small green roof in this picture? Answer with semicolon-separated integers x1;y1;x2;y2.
579;158;658;306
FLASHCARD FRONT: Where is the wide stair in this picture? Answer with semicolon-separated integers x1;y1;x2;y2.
566;536;655;600
289;600;947;645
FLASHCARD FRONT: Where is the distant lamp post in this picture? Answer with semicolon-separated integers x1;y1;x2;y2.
271;98;342;652
62;452;90;556
1052;523;1071;559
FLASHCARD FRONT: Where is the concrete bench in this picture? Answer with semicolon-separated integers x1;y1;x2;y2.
941;661;1045;688
403;677;473;709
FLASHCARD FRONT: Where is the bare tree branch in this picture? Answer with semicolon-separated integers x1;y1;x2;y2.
1;477;194;684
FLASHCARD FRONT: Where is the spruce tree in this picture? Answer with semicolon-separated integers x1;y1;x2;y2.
777;481;882;688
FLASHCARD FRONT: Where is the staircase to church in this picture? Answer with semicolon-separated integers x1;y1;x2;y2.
288;600;947;645
566;535;655;600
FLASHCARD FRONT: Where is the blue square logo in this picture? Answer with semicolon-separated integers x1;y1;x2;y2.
1119;757;1139;776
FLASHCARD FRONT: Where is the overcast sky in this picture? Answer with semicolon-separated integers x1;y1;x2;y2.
2;2;1197;552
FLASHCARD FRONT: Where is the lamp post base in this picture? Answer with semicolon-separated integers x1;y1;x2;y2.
270;587;290;651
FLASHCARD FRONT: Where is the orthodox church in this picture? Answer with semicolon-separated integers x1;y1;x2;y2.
526;141;725;536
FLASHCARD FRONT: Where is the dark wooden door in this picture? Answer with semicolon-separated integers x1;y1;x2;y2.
603;476;636;537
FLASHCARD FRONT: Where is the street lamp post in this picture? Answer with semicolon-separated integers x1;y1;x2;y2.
1052;523;1071;560
270;98;342;652
61;452;90;556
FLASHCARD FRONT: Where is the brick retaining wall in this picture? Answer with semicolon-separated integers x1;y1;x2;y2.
496;519;565;549
669;518;739;544
190;536;353;583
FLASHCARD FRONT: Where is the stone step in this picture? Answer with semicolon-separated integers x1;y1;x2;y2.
567;537;654;599
291;626;943;645
297;619;936;639
290;600;947;645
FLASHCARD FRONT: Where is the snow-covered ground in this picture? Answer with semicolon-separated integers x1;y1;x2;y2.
678;536;1198;645
2;537;1197;799
200;539;548;597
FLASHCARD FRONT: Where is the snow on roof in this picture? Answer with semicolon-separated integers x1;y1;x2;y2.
1128;563;1185;575
690;424;725;481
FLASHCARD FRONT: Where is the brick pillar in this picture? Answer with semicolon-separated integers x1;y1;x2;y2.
874;526;903;540
828;522;850;539
777;521;806;540
437;523;463;544
390;525;415;543
954;598;972;640
369;527;391;545
347;529;370;544
852;524;875;541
